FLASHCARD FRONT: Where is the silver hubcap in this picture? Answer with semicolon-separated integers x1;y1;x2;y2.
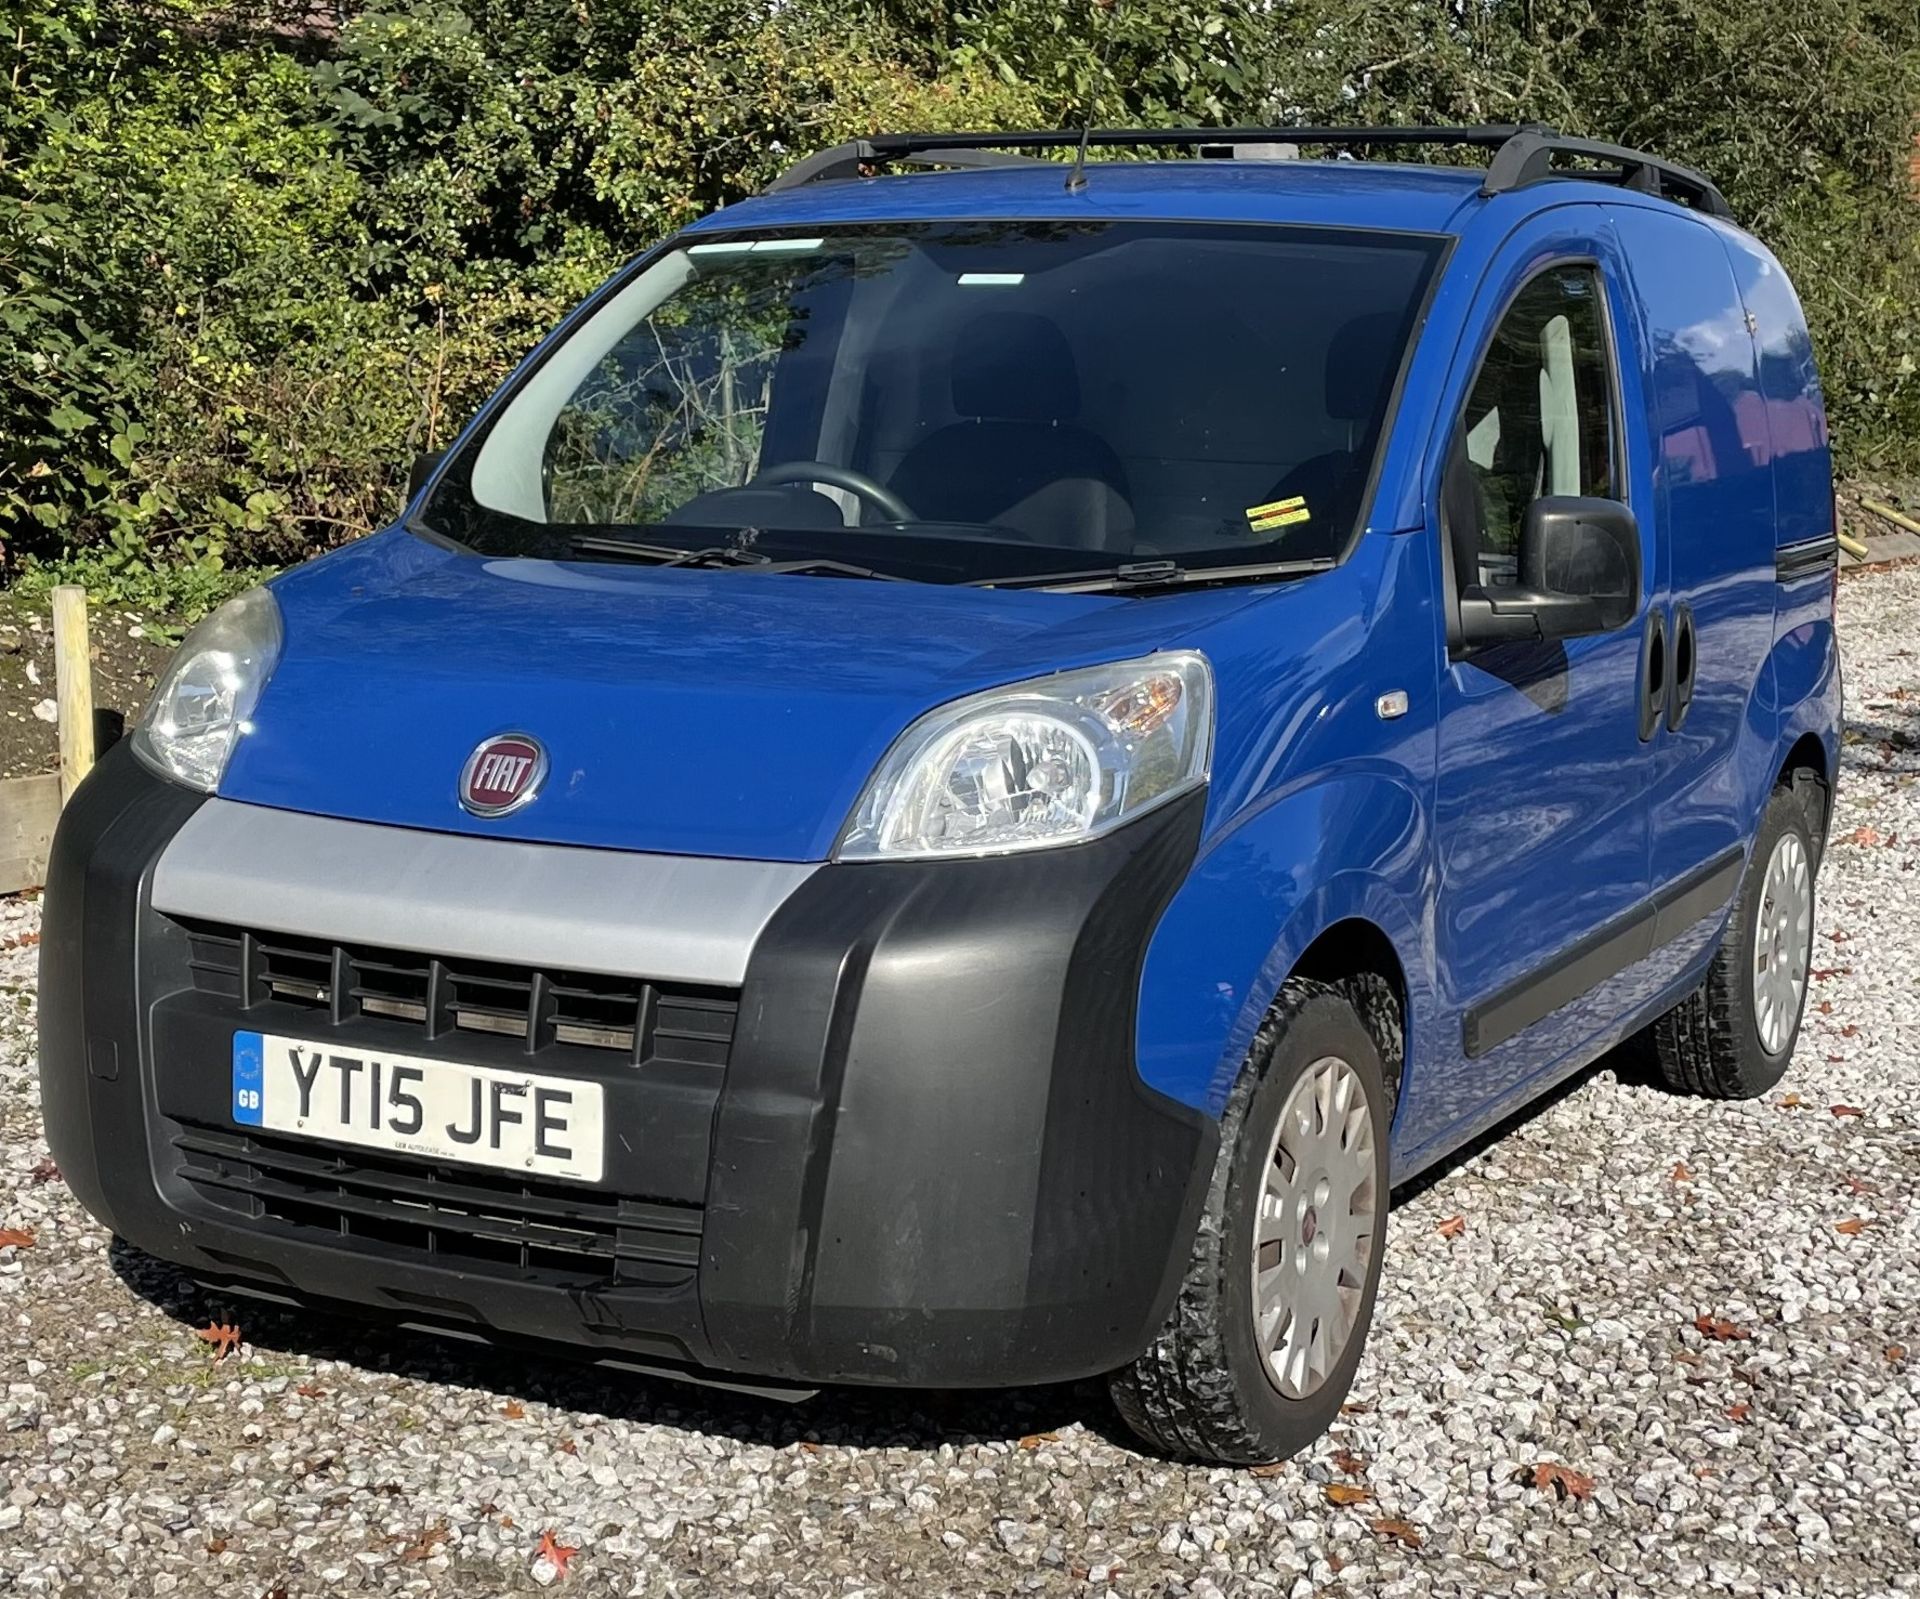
1752;831;1812;1056
1252;1056;1378;1399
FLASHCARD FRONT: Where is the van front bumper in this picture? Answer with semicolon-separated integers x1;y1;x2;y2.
39;744;1214;1390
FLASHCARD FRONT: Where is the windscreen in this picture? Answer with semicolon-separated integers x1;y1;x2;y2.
422;220;1443;584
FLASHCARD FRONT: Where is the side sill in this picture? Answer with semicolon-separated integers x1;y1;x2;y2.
1463;844;1744;1059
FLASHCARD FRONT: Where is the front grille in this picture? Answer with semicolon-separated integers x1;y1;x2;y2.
179;921;738;1071
173;1125;701;1285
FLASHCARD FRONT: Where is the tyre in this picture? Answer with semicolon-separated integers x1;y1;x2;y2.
1110;980;1391;1465
1648;785;1818;1099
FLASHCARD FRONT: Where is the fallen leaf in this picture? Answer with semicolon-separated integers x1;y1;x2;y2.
1834;1217;1870;1236
1693;1313;1750;1343
1849;825;1884;846
1528;1461;1595;1501
536;1530;579;1577
1325;1482;1372;1506
1339;1401;1373;1415
1370;1517;1422;1548
1831;1104;1864;1118
1817;1000;1833;1015
205;1537;228;1555
195;1321;241;1360
1844;1176;1879;1195
294;1383;324;1399
499;1400;525;1419
1810;966;1850;981
399;1520;449;1563
1888;1346;1908;1363
1017;1431;1060;1449
797;1440;822;1453
1247;1461;1288;1477
1839;1023;1859;1038
1673;1351;1701;1367
1671;1162;1694;1183
556;1436;578;1455
27;1158;60;1185
1726;1402;1751;1422
500;1513;516;1529
1435;1214;1466;1239
0;1227;35;1249
1777;1093;1803;1109
1332;1448;1370;1476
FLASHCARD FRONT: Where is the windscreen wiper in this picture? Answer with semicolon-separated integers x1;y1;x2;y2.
968;556;1337;594
568;536;763;567
568;535;912;581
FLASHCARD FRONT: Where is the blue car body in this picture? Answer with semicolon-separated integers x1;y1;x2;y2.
40;148;1841;1400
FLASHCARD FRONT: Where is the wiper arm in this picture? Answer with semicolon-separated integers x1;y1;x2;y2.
753;558;914;583
969;556;1337;594
566;536;913;582
567;537;764;567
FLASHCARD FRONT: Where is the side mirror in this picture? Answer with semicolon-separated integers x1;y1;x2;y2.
406;450;446;504
1458;496;1640;646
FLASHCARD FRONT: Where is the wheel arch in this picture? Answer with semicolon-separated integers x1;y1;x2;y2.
1135;770;1436;1138
1288;918;1410;1127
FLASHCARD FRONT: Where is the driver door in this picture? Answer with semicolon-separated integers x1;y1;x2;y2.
1428;222;1659;1119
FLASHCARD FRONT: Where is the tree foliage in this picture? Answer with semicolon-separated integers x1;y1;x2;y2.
2;0;1916;591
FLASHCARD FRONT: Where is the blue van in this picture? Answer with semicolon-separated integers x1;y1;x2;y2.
40;125;1841;1464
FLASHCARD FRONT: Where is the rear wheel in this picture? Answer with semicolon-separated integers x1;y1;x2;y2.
1110;981;1391;1464
1648;785;1818;1099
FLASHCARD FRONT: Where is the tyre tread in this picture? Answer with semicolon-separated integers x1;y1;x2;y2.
1649;786;1815;1100
1109;978;1344;1464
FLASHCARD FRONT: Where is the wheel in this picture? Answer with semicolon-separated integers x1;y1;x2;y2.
1110;980;1391;1465
1648;785;1817;1099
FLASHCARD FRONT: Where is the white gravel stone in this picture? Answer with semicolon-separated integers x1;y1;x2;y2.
1;566;1917;1596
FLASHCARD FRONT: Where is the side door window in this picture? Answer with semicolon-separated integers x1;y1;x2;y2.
1444;265;1620;592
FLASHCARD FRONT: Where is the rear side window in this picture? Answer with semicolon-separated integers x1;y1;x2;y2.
1446;265;1618;588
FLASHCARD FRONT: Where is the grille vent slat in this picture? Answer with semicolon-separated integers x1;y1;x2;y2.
177;921;738;1071
172;1127;702;1283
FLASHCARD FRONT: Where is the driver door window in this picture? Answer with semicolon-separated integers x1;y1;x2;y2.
1446;265;1619;592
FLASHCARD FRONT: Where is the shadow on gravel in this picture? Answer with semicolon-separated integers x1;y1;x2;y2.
107;1035;1657;1459
108;1237;1131;1454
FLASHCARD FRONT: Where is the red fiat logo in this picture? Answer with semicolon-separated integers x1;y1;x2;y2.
460;733;547;817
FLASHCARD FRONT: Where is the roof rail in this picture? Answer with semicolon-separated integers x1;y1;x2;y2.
760;123;1734;218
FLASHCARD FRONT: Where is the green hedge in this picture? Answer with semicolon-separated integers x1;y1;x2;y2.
3;0;1916;595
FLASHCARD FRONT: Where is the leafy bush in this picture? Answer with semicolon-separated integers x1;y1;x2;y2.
2;0;1915;600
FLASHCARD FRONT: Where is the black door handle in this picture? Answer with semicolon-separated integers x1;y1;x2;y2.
1638;608;1666;742
1666;603;1696;732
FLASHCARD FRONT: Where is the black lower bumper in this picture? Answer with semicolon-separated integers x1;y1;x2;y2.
39;744;1214;1389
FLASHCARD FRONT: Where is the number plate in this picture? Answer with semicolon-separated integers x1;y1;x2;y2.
230;1031;604;1182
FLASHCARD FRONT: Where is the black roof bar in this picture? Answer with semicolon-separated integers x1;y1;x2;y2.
762;123;1733;218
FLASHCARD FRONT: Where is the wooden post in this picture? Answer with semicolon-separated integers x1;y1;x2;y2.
51;584;95;804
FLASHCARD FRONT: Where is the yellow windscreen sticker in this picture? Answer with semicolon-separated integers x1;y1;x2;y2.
1246;495;1310;533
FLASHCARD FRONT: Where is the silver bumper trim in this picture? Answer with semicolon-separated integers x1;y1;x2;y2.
150;799;818;986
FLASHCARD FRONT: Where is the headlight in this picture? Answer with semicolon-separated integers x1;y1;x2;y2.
131;587;284;792
837;653;1213;860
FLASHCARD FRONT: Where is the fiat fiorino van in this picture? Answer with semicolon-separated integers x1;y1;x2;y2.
40;125;1841;1463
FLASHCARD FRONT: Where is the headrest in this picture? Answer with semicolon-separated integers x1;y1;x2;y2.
951;312;1081;422
1325;311;1406;423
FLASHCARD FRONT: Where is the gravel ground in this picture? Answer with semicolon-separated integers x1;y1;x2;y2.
2;568;1917;1598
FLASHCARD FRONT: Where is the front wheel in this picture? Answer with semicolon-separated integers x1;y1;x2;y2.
1110;981;1391;1464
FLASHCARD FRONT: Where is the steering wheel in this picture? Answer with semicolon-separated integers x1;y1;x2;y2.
751;460;918;525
